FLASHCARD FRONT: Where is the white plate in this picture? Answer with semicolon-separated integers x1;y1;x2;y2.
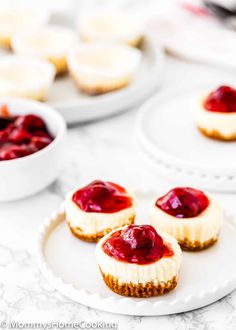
151;5;236;70
37;197;236;316
47;36;164;124
136;86;236;192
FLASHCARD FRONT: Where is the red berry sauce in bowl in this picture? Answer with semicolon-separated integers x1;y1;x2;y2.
0;99;66;201
0;105;53;161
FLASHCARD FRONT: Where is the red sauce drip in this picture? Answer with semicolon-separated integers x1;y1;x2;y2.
156;187;209;218
204;86;236;113
102;225;174;265
72;180;133;213
0;105;53;161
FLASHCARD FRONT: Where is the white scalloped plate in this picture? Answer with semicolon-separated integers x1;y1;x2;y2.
136;86;236;192
37;199;236;316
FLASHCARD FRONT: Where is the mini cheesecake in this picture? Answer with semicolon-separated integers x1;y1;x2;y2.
150;187;223;251
0;56;55;101
78;11;144;47
12;25;78;74
65;180;135;242
96;224;182;297
67;43;141;95
195;85;236;141
0;7;48;49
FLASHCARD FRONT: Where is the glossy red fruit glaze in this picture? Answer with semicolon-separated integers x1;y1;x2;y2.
156;187;209;218
0;117;14;130
0;145;32;160
204;86;236;113
30;136;52;150
102;225;174;264
0;105;53;161
0;130;9;143
15;114;46;131
9;128;32;143
72;180;133;213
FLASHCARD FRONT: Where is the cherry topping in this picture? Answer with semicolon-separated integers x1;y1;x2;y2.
15;114;46;131
72;180;133;213
0;145;31;161
0;105;53;161
102;225;174;264
0;117;14;130
9;128;32;144
204;86;236;113
156;187;209;218
0;130;9;143
30;136;52;150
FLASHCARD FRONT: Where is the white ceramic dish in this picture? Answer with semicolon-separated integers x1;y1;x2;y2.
47;35;164;124
152;11;236;71
0;99;66;201
37;197;236;316
136;86;236;192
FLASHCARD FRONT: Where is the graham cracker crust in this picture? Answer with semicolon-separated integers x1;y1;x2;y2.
100;270;177;297
0;36;11;49
67;215;135;243
198;126;236;141
48;56;68;75
80;35;143;48
78;83;129;96
69;72;130;95
179;237;218;251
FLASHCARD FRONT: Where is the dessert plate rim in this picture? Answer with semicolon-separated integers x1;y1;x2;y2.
37;202;236;316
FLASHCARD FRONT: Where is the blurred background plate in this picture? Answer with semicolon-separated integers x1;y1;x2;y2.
136;86;236;192
47;35;165;124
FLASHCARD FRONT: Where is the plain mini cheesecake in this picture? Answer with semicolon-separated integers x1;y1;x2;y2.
0;56;55;101
149;187;223;251
78;11;144;47
195;85;236;141
65;180;135;242
67;43;141;95
12;25;78;74
0;7;48;49
96;224;182;297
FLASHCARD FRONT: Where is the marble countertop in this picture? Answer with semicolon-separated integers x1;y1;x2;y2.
1;56;236;330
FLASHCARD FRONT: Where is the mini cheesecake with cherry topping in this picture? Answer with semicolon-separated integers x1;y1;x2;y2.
96;224;182;297
195;85;236;141
149;187;223;251
65;180;135;242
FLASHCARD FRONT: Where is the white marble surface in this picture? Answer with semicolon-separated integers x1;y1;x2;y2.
1;56;236;330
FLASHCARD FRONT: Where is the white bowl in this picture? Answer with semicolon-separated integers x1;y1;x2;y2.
0;99;66;201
